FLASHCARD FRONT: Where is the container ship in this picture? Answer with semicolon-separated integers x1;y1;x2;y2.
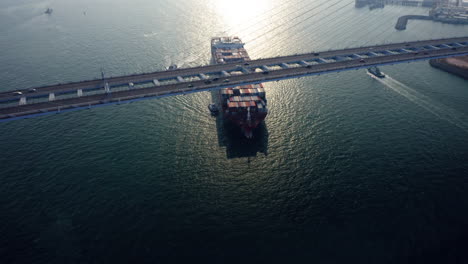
211;36;268;138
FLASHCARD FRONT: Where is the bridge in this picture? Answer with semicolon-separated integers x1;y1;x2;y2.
1;37;467;122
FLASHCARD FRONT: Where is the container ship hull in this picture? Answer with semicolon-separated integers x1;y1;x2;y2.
211;37;268;138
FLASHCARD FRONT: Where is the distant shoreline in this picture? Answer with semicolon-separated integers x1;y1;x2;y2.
429;56;468;80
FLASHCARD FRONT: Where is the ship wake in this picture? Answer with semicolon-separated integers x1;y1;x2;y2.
368;72;468;133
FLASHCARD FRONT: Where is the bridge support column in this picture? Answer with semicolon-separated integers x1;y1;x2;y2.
299;60;310;66
49;93;55;101
261;66;269;72
177;76;185;83
153;79;160;86
280;63;289;69
241;67;251;74
221;71;230;77
199;73;208;80
19;97;27;106
316;58;327;64
77;89;83;97
105;82;110;94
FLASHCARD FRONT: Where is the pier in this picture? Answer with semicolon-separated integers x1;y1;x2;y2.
356;0;436;8
430;56;468;79
395;15;433;30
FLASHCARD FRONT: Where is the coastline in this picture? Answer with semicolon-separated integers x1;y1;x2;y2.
429;56;468;80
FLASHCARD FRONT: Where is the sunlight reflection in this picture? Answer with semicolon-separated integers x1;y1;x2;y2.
212;0;272;29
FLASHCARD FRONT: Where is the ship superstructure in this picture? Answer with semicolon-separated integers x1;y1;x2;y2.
211;37;268;138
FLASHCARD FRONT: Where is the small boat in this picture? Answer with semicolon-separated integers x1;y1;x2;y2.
367;66;385;78
167;64;178;70
208;104;219;114
45;8;53;15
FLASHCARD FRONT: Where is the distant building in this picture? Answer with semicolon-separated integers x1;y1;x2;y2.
430;5;468;23
355;0;437;8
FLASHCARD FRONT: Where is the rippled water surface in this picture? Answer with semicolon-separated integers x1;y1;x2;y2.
1;0;468;262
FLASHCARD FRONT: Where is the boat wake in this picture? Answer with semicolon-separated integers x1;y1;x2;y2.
368;72;468;133
143;32;159;38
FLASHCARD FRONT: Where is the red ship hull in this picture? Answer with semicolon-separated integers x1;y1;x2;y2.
223;109;267;138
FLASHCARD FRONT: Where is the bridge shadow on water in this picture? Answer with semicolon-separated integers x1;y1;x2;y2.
211;92;269;160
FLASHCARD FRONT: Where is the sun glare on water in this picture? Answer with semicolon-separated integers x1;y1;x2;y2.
212;0;273;29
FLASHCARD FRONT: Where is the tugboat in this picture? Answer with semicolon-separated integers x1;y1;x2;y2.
367;66;385;78
208;103;219;115
45;8;53;15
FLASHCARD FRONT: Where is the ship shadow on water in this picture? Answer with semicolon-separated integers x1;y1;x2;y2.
211;90;269;160
216;116;269;160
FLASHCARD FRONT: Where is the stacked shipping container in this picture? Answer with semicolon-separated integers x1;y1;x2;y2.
211;37;268;138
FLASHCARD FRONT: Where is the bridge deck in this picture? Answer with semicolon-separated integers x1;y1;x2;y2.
1;37;468;122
